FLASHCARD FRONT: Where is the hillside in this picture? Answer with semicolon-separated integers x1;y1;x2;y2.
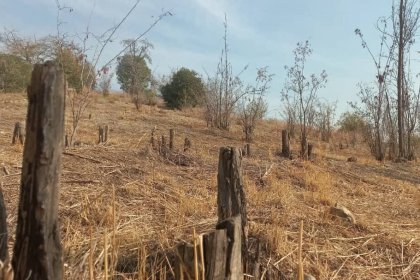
0;92;419;279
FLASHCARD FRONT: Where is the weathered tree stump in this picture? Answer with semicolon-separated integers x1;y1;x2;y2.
12;62;65;279
0;186;8;262
206;216;243;280
175;216;243;280
307;143;314;159
184;137;192;152
244;144;251;157
65;134;69;148
281;130;290;158
161;135;166;148
98;125;104;143
12;122;24;145
151;127;156;148
217;147;247;266
301;136;308;160
169;129;175;150
98;125;109;144
104;125;109;143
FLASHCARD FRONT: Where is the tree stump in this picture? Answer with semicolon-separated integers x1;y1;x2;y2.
12;62;65;279
98;125;104;143
217;147;247;266
281;130;290;158
104;125;109;143
308;143;314;159
169;129;175;150
184;137;192;152
244;144;251;157
12;122;24;145
175;216;243;280
0;186;8;262
301;136;308;160
151;127;156;149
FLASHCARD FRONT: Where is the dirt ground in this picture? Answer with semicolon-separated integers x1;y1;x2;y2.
0;92;419;279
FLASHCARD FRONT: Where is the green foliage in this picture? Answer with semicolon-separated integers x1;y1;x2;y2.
116;54;151;93
338;111;366;133
58;47;96;93
0;53;32;92
161;68;205;109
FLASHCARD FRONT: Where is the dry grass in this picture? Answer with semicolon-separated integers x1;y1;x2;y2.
0;92;419;279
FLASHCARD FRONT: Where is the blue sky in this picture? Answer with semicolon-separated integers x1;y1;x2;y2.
1;0;397;118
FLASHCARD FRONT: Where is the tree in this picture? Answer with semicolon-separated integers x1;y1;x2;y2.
338;111;366;147
282;41;327;159
393;0;420;159
204;15;248;130
0;53;32;92
161;67;205;109
315;99;337;142
97;71;113;96
238;67;271;142
116;40;152;110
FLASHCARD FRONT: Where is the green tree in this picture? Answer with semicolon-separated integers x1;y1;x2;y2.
338;111;366;147
161;68;205;109
116;40;152;110
0;53;32;92
58;47;96;93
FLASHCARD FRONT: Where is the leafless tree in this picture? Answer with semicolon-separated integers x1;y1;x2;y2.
53;0;170;145
392;0;420;159
204;15;248;130
238;67;272;142
315;99;337;142
282;41;328;159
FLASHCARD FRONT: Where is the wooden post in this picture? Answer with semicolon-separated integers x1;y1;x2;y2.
281;130;290;158
161;135;166;148
202;216;242;280
217;147;247;266
184;137;191;152
169;129;175;150
104;125;109;143
12;122;24;145
176;216;243;280
245;144;251;157
0;186;8;262
12;62;64;279
98;125;104;143
308;143;314;159
151;127;156;149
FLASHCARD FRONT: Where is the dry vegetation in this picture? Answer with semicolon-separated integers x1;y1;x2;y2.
0;92;419;279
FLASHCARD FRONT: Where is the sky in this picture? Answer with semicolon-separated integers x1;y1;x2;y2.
0;0;399;118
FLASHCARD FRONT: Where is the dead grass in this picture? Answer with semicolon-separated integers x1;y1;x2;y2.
0;92;419;279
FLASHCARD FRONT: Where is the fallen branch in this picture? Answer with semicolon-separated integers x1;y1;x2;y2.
63;179;100;184
63;152;102;163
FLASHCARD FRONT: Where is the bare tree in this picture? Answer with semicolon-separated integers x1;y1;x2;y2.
282;41;327;159
53;0;170;145
350;83;387;160
204;15;248;130
315;99;337;142
238;67;272;142
392;0;420;159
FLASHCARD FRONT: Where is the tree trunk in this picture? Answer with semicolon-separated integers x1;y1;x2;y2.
12;62;65;279
397;0;406;159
